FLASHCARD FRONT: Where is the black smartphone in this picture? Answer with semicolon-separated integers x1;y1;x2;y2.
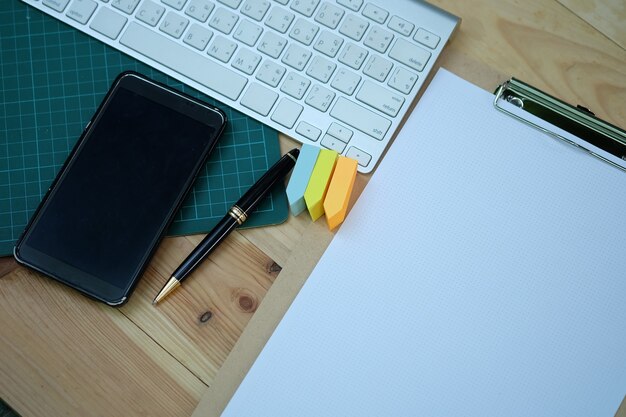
14;71;227;305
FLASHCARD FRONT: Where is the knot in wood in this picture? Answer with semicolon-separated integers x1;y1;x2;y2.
198;311;213;323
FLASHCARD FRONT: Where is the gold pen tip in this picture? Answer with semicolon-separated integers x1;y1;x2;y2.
152;277;181;306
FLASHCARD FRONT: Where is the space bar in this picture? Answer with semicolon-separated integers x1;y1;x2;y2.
120;23;247;101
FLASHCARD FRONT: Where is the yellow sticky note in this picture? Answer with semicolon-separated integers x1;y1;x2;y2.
304;149;338;221
323;157;358;230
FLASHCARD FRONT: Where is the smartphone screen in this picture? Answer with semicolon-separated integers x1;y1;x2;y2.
15;72;226;305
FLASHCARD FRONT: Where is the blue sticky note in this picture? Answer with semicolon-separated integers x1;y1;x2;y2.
286;144;320;215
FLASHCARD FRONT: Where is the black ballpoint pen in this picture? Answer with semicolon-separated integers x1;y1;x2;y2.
153;148;300;305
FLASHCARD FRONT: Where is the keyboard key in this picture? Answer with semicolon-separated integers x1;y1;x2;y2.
241;0;271;21
273;0;289;4
363;26;393;53
330;97;390;140
90;7;127;39
306;55;336;83
387;15;414;36
217;0;242;8
159;11;189;39
362;55;393;82
234;19;263;46
208;35;238;62
136;0;165;26
356;80;404;117
120;23;248;100
209;7;239;34
321;133;347;153
231;48;262;74
281;43;312;70
327;122;352;141
265;7;294;33
336;0;362;12
183;24;213;50
338;14;368;41
257;31;287;58
241;83;278;115
337;42;367;70
66;0;98;24
271;97;303;128
387;66;417;94
290;0;320;17
111;0;140;14
43;0;71;12
162;0;187;11
256;60;286;87
305;84;335;112
346;146;371;167
330;67;360;95
388;38;430;71
314;2;344;29
296;121;321;141
281;72;310;99
185;0;214;22
313;30;343;57
361;3;387;24
289;18;319;45
414;28;440;49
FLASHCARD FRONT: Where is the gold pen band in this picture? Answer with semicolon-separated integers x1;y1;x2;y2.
228;205;247;225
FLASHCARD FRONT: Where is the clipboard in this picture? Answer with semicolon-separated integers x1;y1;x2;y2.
192;69;626;417
494;77;626;172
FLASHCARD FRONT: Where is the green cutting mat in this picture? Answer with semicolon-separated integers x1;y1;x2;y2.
0;1;289;256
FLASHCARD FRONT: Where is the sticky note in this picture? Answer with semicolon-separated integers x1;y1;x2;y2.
304;149;338;221
323;157;358;230
286;144;320;216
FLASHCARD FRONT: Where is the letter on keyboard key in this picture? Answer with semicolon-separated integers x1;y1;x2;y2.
305;84;335;112
111;0;140;15
90;7;127;39
330;97;390;140
290;0;320;18
232;48;262;75
281;72;311;99
136;0;166;27
256;60;286;87
241;0;271;21
185;0;214;22
356;81;404;117
183;24;214;50
160;11;190;39
120;23;247;100
241;83;278;116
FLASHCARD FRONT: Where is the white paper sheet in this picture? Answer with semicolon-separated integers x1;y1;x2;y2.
221;69;626;417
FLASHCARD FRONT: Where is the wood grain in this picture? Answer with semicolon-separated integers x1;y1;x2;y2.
431;0;626;128
556;0;626;50
0;267;205;417
118;231;280;385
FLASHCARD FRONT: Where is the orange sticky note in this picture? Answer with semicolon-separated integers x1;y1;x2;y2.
323;157;358;230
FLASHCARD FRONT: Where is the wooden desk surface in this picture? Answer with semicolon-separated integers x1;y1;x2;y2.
1;1;625;416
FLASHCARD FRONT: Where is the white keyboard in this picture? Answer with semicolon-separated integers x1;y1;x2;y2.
23;0;459;173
